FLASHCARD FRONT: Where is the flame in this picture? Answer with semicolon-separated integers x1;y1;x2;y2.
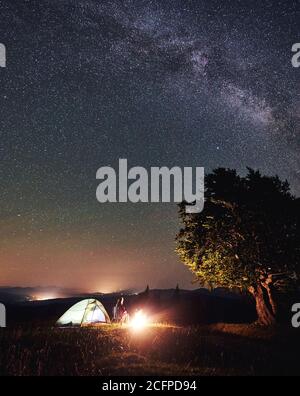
130;310;148;330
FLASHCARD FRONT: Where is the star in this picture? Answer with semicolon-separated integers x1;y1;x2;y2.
0;0;299;290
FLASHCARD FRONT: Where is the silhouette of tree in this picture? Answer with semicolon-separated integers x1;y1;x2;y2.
144;285;150;296
173;284;180;301
137;285;150;307
176;168;300;326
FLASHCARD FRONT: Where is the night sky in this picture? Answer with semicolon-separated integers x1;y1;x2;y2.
0;0;299;291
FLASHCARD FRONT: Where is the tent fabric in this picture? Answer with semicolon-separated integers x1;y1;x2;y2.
56;299;111;327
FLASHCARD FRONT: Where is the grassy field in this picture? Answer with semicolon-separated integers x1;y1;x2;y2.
0;323;299;376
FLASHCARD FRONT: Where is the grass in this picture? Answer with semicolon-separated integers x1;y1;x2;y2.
0;323;299;376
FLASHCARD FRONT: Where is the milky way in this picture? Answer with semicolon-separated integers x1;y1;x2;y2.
0;0;299;290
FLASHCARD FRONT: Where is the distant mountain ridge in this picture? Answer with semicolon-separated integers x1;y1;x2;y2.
0;286;244;303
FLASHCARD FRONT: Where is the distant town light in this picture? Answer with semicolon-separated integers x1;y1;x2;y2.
35;294;57;301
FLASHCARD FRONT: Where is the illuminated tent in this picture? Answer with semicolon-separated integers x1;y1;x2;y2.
56;299;110;327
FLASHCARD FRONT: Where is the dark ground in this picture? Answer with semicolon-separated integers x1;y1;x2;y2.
0;289;299;376
1;323;299;376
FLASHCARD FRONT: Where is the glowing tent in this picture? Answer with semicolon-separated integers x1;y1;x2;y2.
56;299;110;327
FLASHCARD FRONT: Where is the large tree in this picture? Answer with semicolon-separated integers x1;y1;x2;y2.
176;168;300;325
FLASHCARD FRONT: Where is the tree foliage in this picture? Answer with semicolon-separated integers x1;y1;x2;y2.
176;168;300;324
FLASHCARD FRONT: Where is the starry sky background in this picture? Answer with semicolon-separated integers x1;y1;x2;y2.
0;0;299;292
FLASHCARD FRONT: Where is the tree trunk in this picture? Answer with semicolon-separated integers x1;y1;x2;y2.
249;284;277;326
263;281;277;317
